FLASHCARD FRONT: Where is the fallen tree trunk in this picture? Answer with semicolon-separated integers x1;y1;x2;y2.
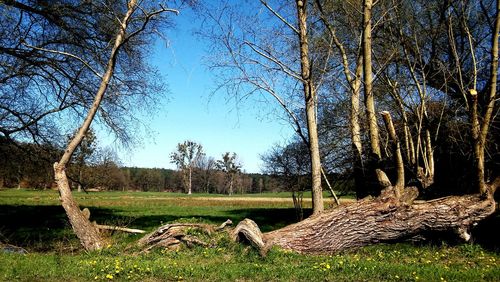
232;194;496;255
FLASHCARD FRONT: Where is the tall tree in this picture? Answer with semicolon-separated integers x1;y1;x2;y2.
314;0;365;198
202;0;326;213
468;0;500;195
230;0;499;255
295;0;324;214
52;1;179;251
216;152;242;195
170;140;205;195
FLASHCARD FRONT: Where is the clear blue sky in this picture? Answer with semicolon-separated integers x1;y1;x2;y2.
107;7;294;173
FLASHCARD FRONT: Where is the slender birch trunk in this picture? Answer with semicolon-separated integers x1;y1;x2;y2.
296;0;323;214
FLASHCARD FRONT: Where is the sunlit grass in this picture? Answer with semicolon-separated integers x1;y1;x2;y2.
1;242;498;281
0;189;498;281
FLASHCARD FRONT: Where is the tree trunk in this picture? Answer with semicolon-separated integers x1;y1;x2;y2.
473;0;500;195
228;174;234;196
53;0;138;251
77;169;82;192
296;0;323;215
188;166;192;195
351;56;366;199
233;193;496;255
362;0;381;160
381;112;404;195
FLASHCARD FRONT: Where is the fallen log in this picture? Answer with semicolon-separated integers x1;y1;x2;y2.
232;194;496;255
138;221;233;251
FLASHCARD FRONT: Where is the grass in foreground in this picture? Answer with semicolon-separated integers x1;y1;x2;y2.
0;189;498;281
1;242;498;281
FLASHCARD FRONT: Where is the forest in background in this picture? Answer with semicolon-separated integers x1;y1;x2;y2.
0;136;349;194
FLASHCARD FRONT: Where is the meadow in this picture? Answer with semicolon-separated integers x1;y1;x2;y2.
0;189;499;281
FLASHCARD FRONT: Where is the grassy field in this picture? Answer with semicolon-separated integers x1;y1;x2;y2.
0;189;499;281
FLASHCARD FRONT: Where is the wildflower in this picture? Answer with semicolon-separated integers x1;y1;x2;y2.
106;274;114;280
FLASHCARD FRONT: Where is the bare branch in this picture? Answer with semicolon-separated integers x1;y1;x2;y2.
260;0;299;34
243;41;303;81
21;42;103;78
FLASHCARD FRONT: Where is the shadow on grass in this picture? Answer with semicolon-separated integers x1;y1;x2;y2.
1;204;498;252
91;207;310;232
0;204;307;251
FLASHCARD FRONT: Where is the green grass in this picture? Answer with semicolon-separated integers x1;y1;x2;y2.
0;189;499;281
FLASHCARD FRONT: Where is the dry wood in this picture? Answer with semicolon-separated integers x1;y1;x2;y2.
96;224;146;234
138;222;227;251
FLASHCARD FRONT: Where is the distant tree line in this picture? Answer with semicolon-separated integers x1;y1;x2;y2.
0;137;297;194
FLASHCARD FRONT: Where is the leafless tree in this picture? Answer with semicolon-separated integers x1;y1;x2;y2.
52;0;180;251
170;140;205;195
201;0;334;214
216;152;241;195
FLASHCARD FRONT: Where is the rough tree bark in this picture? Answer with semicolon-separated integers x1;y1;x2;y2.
232;193;496;255
231;113;498;255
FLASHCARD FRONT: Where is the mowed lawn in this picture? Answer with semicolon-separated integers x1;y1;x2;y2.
0;189;499;281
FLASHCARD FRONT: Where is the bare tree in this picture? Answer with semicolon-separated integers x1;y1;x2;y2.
198;156;216;193
216;152;241;195
170;140;205;195
202;0;327;214
228;0;499;255
53;0;179;251
468;0;500;195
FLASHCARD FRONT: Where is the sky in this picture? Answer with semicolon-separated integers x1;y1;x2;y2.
105;7;294;173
